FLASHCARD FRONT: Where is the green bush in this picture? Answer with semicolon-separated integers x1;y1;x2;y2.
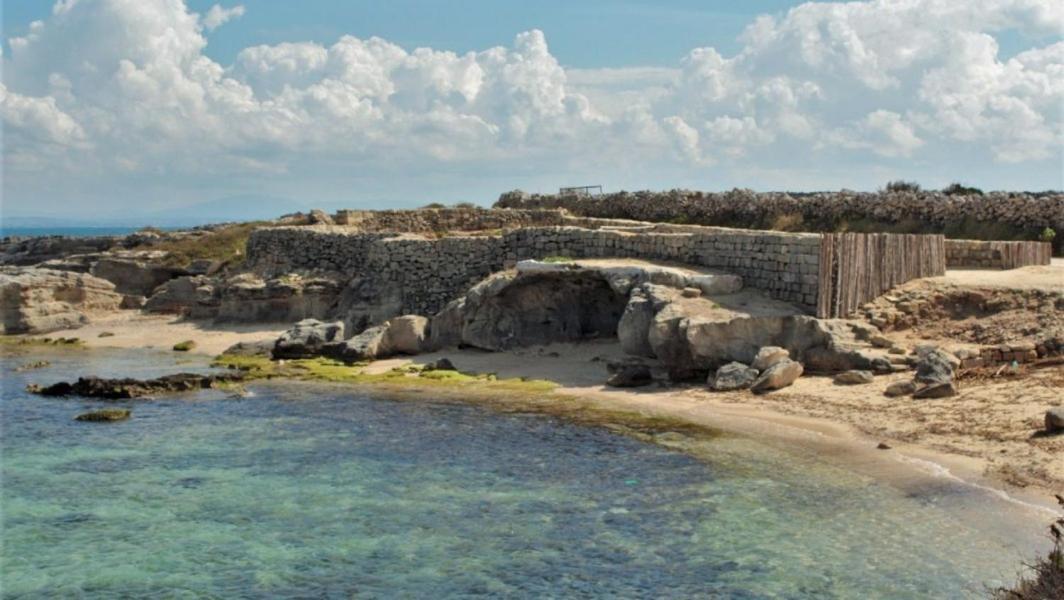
942;182;983;195
1039;227;1056;243
884;180;921;193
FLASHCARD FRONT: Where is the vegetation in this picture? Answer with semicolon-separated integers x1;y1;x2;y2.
420;202;447;209
883;180;922;193
942;182;984;195
0;336;83;348
1039;228;1056;243
541;255;574;264
140;221;270;269
172;340;196;352
210;354;557;395
994;495;1064;599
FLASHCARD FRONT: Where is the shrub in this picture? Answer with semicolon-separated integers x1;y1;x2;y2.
139;221;268;269
994;494;1064;599
541;255;574;263
1039;227;1056;243
884;180;922;193
420;203;446;209
453;202;480;210
942;182;984;195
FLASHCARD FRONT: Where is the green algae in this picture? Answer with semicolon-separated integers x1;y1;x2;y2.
172;340;196;352
0;336;84;348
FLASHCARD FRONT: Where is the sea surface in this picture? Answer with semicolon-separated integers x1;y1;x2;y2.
0;347;1049;598
0;227;179;239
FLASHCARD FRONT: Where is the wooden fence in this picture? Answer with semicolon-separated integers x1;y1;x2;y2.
944;240;1053;270
816;233;946;318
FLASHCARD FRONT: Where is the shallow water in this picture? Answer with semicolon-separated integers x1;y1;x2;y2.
0;348;1048;598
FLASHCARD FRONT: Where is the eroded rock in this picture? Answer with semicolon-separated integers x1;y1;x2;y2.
30;373;239;399
750;359;803;394
884;380;916;397
751;346;790;371
272;319;345;359
834;370;874;385
709;362;759;391
1;267;122;334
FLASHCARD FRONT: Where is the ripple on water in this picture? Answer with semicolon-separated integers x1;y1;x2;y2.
0;349;1047;598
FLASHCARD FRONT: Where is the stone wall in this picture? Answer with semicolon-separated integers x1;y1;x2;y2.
496;189;1064;251
246;225;823;317
945;240;1053;269
333;207;567;232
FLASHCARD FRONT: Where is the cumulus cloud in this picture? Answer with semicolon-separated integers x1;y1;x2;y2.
201;4;244;31
0;0;1061;209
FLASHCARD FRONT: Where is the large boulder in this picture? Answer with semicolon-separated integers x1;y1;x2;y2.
648;302;698;380
750;359;803;394
884;380;916;397
709;362;759;391
384;315;429;355
272;319;345;359
1;267;122;334
617;290;656;357
216;274;341;323
915;348;958;385
89;255;185;297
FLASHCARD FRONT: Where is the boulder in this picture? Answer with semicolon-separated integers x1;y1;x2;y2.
834;370;874;385
1;267;122;334
750;359;803;394
423;357;457;372
913;381;958;399
308;209;334;225
606;360;653;388
272;319;345;359
617;289;656;357
648;302;698;380
326;324;390;363
709;362;759;391
884;380;916;397
1045;408;1064;434
681;287;702;298
383;315;429;355
915;349;957;385
751;346;790;372
216;274;341;323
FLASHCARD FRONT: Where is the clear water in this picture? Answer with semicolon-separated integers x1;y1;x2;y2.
0;348;1046;598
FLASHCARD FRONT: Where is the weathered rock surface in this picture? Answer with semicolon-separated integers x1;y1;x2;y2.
327;324;390;362
29;373;239;399
383;315;429;355
145;273;341;322
1;267;122;334
222;340;275;357
751;346;789;371
272;319;345;359
709;362;759;391
750;359;803;394
606;360;653;387
884;380;917;397
913;381;958;399
1045;408;1064;434
89;255;186;296
834;370;874;385
144;275;219;317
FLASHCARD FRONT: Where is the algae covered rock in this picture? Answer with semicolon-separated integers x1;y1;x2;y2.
75;408;131;422
172;340;196;352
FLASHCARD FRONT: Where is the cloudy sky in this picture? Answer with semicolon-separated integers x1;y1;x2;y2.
1;0;1062;223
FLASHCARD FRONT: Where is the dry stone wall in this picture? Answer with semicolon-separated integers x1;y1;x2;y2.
333;208;566;232
944;240;1052;269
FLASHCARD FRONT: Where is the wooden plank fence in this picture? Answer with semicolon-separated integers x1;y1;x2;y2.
816;233;945;318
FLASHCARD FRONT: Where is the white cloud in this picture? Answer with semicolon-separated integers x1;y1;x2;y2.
0;0;1061;214
201;4;244;31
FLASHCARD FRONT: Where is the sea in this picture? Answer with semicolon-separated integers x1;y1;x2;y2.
0;346;1051;598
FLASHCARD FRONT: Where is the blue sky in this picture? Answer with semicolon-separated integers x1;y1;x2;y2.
1;0;1061;224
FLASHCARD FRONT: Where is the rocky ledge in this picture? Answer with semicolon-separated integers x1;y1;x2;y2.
1;267;122;334
27;373;243;399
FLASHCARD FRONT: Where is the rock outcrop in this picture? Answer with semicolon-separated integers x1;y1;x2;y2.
89;254;186;296
1;268;122;334
29;373;240;399
144;273;341;322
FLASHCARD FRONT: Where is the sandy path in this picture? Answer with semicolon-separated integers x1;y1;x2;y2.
931;259;1064;291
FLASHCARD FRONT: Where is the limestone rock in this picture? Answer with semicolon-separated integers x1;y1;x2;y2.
884;380;916;397
272;319;345;359
834;370;874;385
915;349;957;385
606;360;653;388
144;276;219;317
750;359;803;394
327;324;390;362
752;346;790;372
648;302;697;380
913;381;958;399
709;362;759;391
1045;408;1064;434
617;289;656;357
383;315;429;355
681;287;702;298
0;267;122;334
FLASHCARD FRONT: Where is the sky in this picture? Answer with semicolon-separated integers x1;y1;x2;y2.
1;0;1062;224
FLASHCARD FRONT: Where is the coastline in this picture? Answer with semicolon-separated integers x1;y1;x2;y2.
13;315;1063;523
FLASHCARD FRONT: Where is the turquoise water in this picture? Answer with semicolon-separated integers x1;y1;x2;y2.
0;348;1046;598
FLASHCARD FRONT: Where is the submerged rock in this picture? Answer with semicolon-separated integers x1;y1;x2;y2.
75;408;131;422
834;370;874;385
29;373;241;399
750;359;803;394
709;362;759;391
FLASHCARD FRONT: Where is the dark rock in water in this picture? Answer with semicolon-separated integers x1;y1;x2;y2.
423;358;457;371
606;360;653;388
75;408;131;422
15;360;50;372
272;319;345;359
834;370;874;385
29;373;241;399
884;380;916;397
913;381;958;399
709;362;759;391
750;359;803;394
1044;408;1064;434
